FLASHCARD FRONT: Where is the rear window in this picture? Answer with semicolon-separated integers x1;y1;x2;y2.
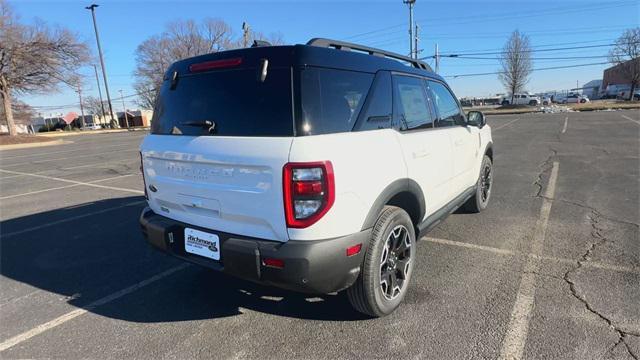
297;67;373;136
151;67;293;136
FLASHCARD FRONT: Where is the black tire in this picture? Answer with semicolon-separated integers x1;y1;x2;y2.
347;206;416;317
501;100;509;106
529;100;537;106
463;155;493;213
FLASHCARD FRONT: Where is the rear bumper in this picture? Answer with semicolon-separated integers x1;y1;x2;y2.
139;207;369;294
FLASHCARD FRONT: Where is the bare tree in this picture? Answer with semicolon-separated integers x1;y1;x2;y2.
84;95;106;116
498;30;533;105
133;19;285;109
609;28;640;101
0;0;90;135
133;18;235;109
0;99;35;125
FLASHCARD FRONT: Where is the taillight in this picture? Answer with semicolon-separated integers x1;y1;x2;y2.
283;161;335;228
189;57;242;73
140;152;148;200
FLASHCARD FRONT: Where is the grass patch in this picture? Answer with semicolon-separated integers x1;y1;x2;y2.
0;134;56;145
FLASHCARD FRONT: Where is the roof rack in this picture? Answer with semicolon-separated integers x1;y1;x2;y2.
306;38;432;71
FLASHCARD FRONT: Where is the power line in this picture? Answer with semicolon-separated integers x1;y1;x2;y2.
423;43;628;58
445;61;609;78
344;0;634;41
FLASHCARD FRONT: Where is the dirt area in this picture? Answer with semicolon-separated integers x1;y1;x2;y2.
0;134;56;145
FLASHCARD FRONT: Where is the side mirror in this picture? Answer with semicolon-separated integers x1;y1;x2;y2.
467;111;486;128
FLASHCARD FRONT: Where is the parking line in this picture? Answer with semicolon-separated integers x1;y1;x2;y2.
0;139;142;160
0;148;139;168
0;263;190;352
0;174;137;201
493;118;520;131
2;199;145;238
621;114;640;125
562;116;568;134
0;169;143;195
498;161;559;360
425;237;639;275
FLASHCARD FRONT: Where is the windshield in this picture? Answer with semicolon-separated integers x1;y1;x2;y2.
151;67;294;137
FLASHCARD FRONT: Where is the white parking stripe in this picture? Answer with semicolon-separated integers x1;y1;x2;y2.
621;114;640;125
0;139;142;160
498;161;558;360
0;169;143;195
562;116;568;134
425;237;639;275
0;174;137;201
2;199;145;238
493;118;520;131
1;148;138;168
0;263;189;352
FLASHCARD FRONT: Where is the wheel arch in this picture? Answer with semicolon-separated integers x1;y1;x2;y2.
361;179;425;233
484;142;494;162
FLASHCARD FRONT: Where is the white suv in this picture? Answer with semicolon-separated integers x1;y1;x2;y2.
501;93;540;106
139;39;494;317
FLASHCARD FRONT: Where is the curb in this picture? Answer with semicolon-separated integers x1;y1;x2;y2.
0;139;71;151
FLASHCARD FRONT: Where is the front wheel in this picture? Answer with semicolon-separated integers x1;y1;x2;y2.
347;206;416;317
463;155;493;213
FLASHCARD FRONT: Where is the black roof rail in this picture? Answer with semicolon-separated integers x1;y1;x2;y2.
306;38;433;71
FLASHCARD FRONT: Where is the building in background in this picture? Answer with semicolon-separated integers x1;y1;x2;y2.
581;79;603;99
602;57;640;98
117;109;153;128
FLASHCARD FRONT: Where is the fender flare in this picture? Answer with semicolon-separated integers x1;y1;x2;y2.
360;178;426;231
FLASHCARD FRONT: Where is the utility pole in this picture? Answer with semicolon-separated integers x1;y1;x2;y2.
242;22;250;48
119;90;129;129
76;86;86;128
435;43;440;74
92;64;106;123
403;0;416;58
414;24;421;58
85;4;116;126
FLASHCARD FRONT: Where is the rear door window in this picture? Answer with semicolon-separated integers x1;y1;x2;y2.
426;81;466;127
298;67;373;136
151;67;293;137
393;75;434;130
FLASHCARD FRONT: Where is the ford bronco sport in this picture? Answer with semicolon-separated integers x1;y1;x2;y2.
139;38;493;317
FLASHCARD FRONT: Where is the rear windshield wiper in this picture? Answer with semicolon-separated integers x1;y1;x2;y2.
180;120;216;134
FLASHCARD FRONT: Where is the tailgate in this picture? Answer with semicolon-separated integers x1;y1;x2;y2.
140;135;292;241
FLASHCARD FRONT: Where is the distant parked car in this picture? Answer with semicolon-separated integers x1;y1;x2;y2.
501;93;540;106
563;94;589;104
617;89;640;101
542;96;552;105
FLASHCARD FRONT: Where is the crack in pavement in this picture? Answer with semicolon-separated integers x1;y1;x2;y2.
563;210;639;360
532;148;558;198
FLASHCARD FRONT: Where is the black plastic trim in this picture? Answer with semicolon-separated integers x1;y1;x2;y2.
417;185;476;239
140;208;370;294
360;179;426;231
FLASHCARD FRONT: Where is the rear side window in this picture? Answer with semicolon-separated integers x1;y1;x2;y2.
298;67;373;136
151;67;293;136
355;71;393;131
393;75;434;130
427;81;465;127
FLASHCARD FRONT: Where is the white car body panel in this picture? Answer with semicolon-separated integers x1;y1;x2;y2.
287;130;406;240
140;135;293;242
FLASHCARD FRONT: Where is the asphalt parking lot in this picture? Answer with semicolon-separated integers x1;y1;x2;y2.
0;110;638;359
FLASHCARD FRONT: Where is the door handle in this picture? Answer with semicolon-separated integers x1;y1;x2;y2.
412;149;430;158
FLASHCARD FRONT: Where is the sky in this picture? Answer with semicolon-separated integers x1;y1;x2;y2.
10;0;640;117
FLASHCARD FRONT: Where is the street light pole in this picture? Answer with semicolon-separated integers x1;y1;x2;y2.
76;86;86;128
119;89;129;129
85;4;116;126
403;0;416;59
92;64;107;123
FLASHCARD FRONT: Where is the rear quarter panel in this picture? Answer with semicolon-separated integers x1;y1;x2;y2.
287;129;407;240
